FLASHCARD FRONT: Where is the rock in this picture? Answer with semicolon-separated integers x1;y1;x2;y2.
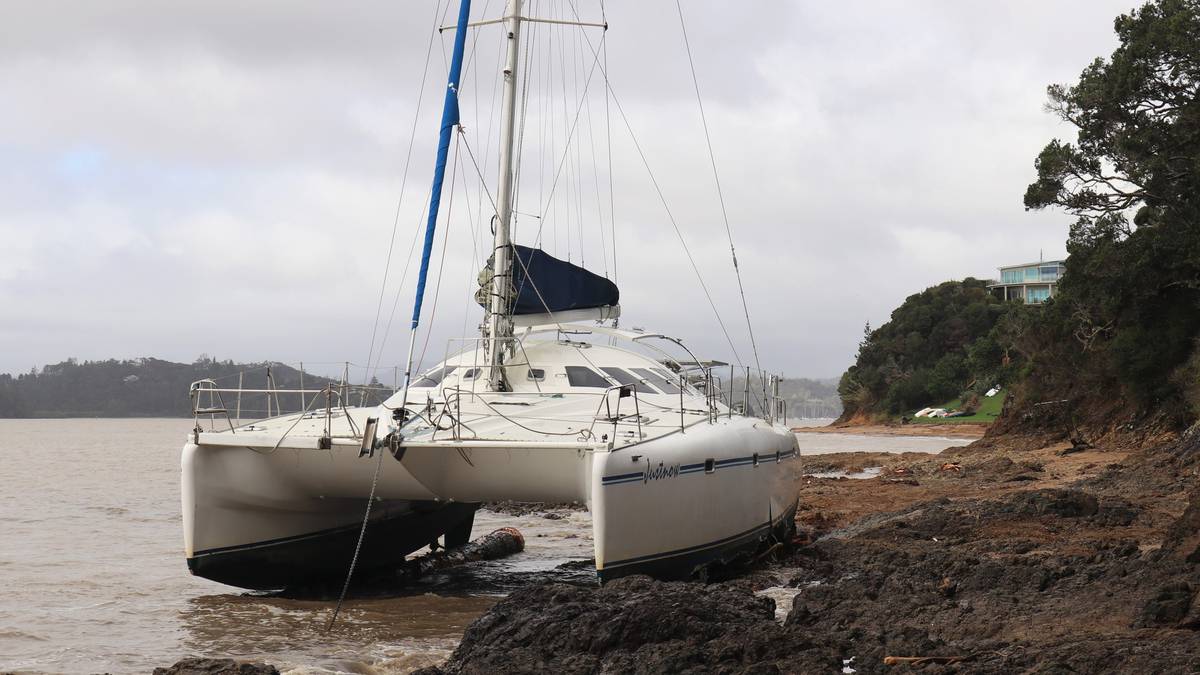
1134;582;1195;627
975;456;1015;475
152;658;279;675
428;576;841;674
1161;489;1200;563
1005;488;1099;518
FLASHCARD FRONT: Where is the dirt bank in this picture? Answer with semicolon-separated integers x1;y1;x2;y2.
422;427;1200;674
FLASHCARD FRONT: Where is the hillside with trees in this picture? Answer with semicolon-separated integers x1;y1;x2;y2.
839;0;1200;431
1014;0;1200;430
836;279;1026;421
0;357;342;418
0;357;840;420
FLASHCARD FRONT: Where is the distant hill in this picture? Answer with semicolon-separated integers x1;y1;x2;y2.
779;377;841;419
0;357;839;420
0;357;353;418
724;375;842;420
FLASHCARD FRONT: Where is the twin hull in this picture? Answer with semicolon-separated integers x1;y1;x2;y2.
182;415;801;588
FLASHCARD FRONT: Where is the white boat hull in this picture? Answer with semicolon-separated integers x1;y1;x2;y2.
590;417;800;580
181;439;478;589
182;416;799;587
181;336;803;588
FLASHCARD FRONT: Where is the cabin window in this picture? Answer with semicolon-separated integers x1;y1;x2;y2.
600;367;658;394
461;368;480;380
527;368;546;381
413;366;455;388
631;367;680;394
564;366;612;388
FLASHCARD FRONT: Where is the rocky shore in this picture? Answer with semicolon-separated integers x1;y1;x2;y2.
416;426;1200;674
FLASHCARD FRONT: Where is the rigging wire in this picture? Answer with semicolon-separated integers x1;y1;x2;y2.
459;133;500;216
570;21;586;268
565;0;744;366
367;4;461;386
416;138;462;373
600;0;616;286
529;32;604;246
364;0;444;382
581;28;609;279
557;15;573;261
675;0;762;376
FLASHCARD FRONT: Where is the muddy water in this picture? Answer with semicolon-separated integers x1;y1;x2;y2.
0;419;963;674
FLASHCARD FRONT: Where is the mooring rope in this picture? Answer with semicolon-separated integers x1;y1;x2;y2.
325;433;386;632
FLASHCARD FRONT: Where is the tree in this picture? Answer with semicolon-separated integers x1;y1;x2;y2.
1023;0;1200;420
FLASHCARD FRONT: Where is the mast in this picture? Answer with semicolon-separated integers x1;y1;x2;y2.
485;0;524;391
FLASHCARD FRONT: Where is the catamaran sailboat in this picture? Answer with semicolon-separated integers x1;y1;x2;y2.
181;0;801;590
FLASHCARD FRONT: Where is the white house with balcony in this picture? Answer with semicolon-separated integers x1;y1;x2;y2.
987;259;1066;304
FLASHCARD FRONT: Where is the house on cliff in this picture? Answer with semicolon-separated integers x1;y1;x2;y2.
987;259;1065;304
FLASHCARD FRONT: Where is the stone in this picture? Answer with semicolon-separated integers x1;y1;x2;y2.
152;658;279;675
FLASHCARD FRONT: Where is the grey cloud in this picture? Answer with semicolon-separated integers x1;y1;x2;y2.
1;1;1133;378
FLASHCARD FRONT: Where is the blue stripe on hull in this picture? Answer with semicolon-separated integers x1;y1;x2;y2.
600;450;797;486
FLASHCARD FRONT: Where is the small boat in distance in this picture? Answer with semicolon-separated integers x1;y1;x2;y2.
180;0;801;590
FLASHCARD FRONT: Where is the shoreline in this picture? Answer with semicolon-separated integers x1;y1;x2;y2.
412;423;1200;673
793;422;988;439
156;421;1200;674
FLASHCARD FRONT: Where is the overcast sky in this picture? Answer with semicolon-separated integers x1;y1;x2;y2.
0;1;1136;379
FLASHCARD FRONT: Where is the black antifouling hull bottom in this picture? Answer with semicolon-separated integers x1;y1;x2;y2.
187;501;479;590
596;503;798;583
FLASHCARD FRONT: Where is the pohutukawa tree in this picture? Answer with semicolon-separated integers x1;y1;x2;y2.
1023;0;1200;419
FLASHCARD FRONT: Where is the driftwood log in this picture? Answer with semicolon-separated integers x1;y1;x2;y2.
404;527;525;579
884;654;978;666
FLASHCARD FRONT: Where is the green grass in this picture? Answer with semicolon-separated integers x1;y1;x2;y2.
903;391;1004;424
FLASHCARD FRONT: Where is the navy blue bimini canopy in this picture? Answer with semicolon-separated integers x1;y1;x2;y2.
509;245;619;315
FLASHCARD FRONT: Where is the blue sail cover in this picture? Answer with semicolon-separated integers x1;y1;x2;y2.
510;245;619;315
412;0;471;330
